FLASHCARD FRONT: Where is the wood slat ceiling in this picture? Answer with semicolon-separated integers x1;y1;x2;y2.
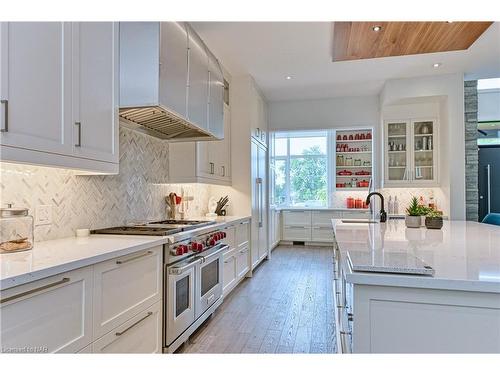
332;22;493;62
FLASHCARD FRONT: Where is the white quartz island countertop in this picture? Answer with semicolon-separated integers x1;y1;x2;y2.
332;219;500;293
0;215;250;290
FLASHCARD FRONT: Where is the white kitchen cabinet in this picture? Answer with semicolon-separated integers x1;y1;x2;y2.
384;118;438;187
236;246;250;279
250;83;268;147
281;209;370;243
0;266;93;353
169;103;231;185
92;246;162;339
223;219;250;297
92;300;162;354
269;208;281;250
0;22;119;174
71;22;119;164
223;249;237;297
0;22;72;155
236;219;250;250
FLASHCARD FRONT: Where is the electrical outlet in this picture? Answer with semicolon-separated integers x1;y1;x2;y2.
35;205;52;226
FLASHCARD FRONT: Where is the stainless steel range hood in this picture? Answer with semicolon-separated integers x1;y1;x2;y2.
119;22;224;141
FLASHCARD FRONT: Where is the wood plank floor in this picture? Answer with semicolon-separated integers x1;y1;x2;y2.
178;245;337;354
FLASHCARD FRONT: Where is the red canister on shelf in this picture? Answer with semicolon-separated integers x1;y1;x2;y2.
366;133;372;139
355;198;362;209
346;197;354;209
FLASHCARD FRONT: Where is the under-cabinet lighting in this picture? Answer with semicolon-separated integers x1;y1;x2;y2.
372;25;382;32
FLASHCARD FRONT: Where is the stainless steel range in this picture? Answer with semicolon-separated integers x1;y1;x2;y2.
92;219;227;353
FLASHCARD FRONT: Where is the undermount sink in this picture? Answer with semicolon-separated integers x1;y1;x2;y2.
341;219;378;224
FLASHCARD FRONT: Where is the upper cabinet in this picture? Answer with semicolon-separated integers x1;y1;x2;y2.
119;22;224;142
0;22;119;174
186;24;209;132
71;22;119;164
384;118;438;187
250;84;268;147
0;23;72;156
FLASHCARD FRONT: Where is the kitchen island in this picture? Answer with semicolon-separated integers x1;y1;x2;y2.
331;219;500;353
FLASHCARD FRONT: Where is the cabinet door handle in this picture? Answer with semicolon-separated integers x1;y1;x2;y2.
0;99;8;132
0;277;70;304
116;250;153;265
221;166;225;177
75;122;82;147
209;162;215;174
115;311;153;336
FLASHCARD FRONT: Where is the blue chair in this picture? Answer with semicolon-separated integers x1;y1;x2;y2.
482;213;500;226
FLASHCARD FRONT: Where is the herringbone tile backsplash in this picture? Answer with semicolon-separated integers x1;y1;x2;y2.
0;127;211;242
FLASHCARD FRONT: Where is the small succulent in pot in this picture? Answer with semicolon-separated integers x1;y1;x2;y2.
405;196;424;228
425;209;443;229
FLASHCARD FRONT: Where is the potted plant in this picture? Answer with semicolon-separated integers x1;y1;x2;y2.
405;197;423;228
425;209;443;229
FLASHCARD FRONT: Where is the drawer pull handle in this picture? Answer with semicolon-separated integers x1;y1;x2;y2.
75;122;82;147
116;250;153;265
340;330;352;336
115;311;153;336
0;277;70;304
1;99;8;132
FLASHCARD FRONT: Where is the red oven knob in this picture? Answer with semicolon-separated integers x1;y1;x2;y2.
190;242;197;250
209;238;216;246
213;233;219;241
222;232;226;239
197;243;204;252
175;246;183;256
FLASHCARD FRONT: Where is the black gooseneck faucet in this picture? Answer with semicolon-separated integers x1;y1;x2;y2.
366;192;387;223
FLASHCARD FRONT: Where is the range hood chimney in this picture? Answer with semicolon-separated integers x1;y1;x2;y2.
119;22;224;141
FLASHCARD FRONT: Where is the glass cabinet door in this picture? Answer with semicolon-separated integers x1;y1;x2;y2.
386;121;410;182
412;120;435;182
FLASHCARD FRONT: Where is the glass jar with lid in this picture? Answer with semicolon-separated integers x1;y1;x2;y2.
0;204;34;253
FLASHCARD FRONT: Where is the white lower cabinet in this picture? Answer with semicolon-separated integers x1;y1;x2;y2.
282;209;371;243
0;245;163;353
223;250;237;297
92;301;162;354
236;246;250;279
222;220;250;297
92;246;162;339
0;266;93;353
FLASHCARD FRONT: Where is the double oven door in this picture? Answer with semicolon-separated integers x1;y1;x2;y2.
165;244;226;347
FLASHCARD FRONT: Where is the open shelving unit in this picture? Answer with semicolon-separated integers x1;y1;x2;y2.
335;129;373;190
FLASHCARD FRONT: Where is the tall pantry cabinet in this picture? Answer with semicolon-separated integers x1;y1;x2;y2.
231;75;269;272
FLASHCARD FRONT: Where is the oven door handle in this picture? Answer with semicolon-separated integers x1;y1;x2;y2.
200;244;229;263
169;257;202;275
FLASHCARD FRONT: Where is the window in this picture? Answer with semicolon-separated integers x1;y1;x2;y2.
271;131;329;207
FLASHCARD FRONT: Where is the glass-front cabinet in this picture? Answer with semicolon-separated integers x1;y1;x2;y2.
384;119;438;187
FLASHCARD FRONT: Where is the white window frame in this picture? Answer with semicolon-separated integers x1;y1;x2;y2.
271;130;331;208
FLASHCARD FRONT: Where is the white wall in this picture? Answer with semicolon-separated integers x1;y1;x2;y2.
269;95;379;131
478;89;500;122
380;73;465;220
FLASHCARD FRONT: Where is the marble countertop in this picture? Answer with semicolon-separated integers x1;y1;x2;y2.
332;219;500;293
0;215;250;290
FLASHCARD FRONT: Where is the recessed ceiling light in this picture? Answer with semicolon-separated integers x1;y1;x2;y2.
433;63;442;68
285;76;292;80
446;21;454;23
372;25;382;32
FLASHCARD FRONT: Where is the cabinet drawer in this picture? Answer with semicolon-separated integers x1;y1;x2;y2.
282;210;312;226
282;226;312;241
312;211;340;226
342;211;370;220
236;246;250;279
92;301;162;353
311;226;334;242
0;266;92;353
236;220;250;249
93;246;162;339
